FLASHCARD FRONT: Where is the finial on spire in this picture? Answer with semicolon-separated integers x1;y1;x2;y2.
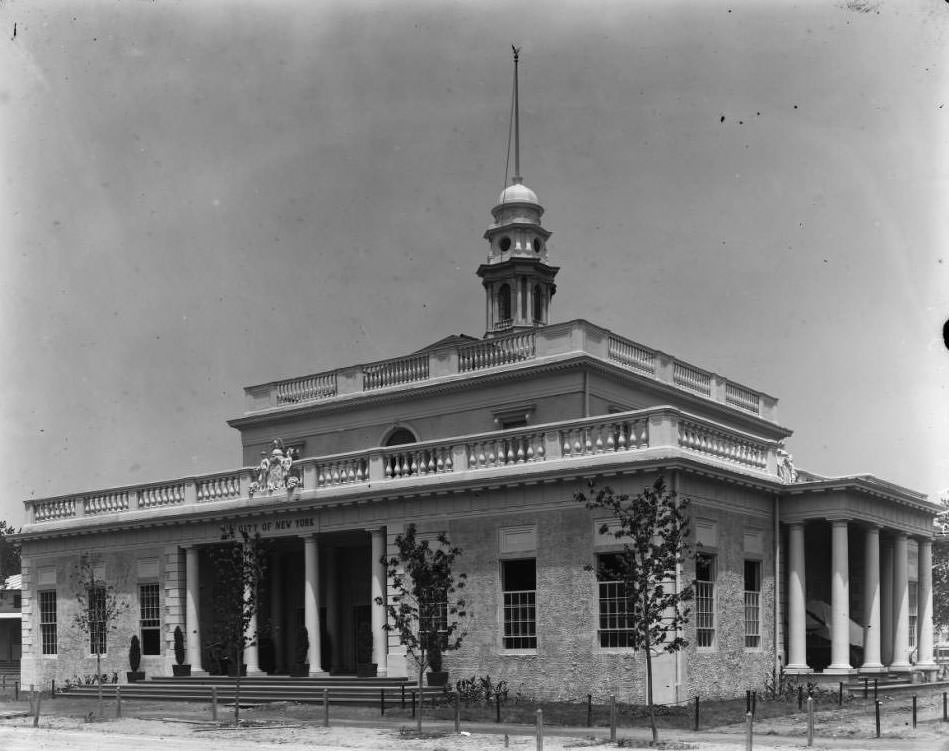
512;45;522;185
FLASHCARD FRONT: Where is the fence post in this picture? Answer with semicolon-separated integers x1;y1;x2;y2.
454;692;460;733
586;693;592;728
912;695;917;729
116;685;122;718
752;690;757;719
873;679;878;701
797;685;803;711
51;679;55;698
943;691;947;722
746;690;751;715
609;694;616;743
33;690;40;728
694;695;700;731
14;680;18;701
496;691;501;723
211;686;218;722
806;697;814;747
380;688;385;716
535;708;544;751
875;700;881;738
745;712;753;751
838;682;843;707
322;688;329;727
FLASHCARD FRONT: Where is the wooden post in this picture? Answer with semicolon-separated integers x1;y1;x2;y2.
14;680;19;701
380;688;385;716
746;690;751;715
873;679;878;701
496;690;501;723
323;688;329;727
943;691;947;722
745;711;752;751
211;685;218;722
33;690;41;728
116;686;122;718
912;695;917;729
454;692;460;733
694;695;700;731
609;694;616;743
806;697;814;747
586;694;592;728
838;682;843;707
875;700;881;738
797;685;803;710
752;690;757;719
535;708;544;751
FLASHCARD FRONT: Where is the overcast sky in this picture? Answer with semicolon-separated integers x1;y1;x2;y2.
1;0;947;528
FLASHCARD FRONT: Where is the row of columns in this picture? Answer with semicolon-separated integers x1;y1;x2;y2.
182;528;389;676
786;521;936;674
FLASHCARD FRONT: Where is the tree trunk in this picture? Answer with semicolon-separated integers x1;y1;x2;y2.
643;591;658;745
233;643;242;725
417;656;424;734
96;652;103;719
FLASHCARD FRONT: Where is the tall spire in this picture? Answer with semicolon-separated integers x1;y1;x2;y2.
512;45;522;184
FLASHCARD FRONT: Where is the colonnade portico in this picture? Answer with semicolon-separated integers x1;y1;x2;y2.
783;518;936;677
179;527;391;677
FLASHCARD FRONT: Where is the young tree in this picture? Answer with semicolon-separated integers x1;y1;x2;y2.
575;475;693;745
206;524;271;724
72;555;129;718
377;524;466;733
933;491;949;634
0;520;20;586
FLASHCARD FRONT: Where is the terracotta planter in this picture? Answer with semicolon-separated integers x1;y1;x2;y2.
126;671;145;683
172;664;191;677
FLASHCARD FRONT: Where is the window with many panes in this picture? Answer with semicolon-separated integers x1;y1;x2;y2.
597;553;635;648
140;583;161;655
88;587;107;655
908;580;918;649
695;553;716;649
39;590;57;655
501;559;536;649
744;560;761;649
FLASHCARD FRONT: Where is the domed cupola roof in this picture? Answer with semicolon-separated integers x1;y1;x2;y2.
498;179;539;206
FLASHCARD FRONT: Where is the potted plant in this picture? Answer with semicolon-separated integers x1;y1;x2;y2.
291;626;309;676
355;622;377;677
126;635;145;683
426;640;448;687
172;625;191;676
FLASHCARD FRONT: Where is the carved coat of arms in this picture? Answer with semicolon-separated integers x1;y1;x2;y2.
249;439;300;498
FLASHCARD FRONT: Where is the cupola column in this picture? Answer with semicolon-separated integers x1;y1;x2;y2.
860;525;884;672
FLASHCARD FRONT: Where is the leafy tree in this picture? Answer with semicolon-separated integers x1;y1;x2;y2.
934;491;949;634
575;475;693;745
72;555;129;718
206;524;271;724
377;524;467;733
0;520;20;586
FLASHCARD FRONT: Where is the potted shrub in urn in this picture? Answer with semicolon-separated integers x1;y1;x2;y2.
425;640;448;687
127;635;145;683
291;626;309;677
172;625;191;676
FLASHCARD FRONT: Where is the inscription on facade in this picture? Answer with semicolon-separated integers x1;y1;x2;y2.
237;516;315;536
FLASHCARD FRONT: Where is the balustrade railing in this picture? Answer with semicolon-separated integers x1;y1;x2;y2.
363;355;429;391
276;373;337;405
196;474;242;502
725;382;761;415
673;362;712;397
139;483;186;509
458;331;535;372
25;407;779;525
83;491;129;516
678;419;768;469
607;336;657;375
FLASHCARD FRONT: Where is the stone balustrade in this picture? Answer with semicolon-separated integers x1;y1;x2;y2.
24;406;782;526
243;320;777;420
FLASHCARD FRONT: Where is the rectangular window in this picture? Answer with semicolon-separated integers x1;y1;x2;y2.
89;587;107;655
744;560;761;649
908;581;919;649
39;590;57;655
597;553;635;648
140;583;161;655
695;553;716;649
501;558;536;649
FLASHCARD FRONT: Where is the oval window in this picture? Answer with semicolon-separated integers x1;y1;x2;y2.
499;236;512;252
532;238;542;253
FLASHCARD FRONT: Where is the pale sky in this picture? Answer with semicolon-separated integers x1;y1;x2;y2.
1;0;947;528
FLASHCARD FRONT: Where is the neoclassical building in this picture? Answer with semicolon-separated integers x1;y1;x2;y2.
14;69;940;701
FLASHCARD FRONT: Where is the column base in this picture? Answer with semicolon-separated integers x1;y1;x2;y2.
308;670;330;677
245;668;266;677
858;664;887;674
888;662;912;673
914;662;938;674
784;665;812;675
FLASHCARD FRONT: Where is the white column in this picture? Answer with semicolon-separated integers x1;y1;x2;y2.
860;526;884;672
916;537;936;670
786;522;809;672
890;532;911;671
244;582;262;675
370;527;388;674
880;537;894;666
827;520;853;673
303;535;324;675
184;546;204;673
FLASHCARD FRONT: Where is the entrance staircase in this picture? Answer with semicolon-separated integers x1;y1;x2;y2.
846;671;949;698
58;674;443;706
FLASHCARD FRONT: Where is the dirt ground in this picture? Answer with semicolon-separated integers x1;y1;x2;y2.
0;695;948;751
